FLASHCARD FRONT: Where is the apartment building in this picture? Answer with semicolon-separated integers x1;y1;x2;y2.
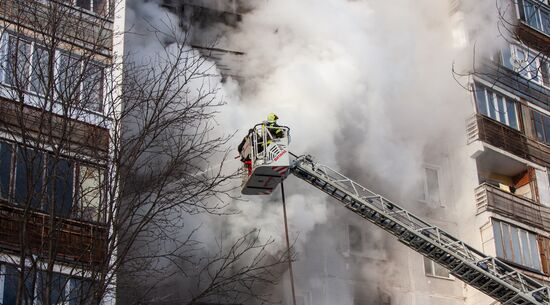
461;0;550;303
0;1;124;304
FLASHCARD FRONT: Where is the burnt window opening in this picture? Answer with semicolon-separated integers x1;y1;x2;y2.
348;224;363;253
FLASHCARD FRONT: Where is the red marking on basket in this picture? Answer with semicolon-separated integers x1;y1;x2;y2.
272;166;288;175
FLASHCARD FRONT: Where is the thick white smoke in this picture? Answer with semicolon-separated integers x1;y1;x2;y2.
122;0;505;303
215;0;505;303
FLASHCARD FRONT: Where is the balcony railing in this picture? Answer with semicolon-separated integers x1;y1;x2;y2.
467;114;550;164
0;202;108;265
0;0;113;54
0;98;110;159
475;183;550;231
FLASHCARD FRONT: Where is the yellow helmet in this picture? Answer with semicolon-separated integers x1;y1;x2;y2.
267;112;279;123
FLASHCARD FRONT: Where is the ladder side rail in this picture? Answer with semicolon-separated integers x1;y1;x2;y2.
310;161;488;260
301;159;550;277
290;156;550;305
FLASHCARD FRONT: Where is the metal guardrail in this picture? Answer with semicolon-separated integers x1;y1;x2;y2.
291;154;550;304
476;183;550;231
466;114;550;164
0;0;113;53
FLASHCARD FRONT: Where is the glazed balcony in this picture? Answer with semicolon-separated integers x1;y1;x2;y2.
516;0;550;53
467;114;550;164
0;0;113;54
475;183;550;231
0;202;108;265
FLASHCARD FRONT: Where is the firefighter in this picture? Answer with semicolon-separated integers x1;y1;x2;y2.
265;113;284;139
237;128;254;175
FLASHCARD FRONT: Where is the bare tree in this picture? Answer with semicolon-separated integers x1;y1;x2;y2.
0;1;289;305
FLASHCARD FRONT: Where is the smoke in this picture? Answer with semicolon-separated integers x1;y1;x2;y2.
120;0;506;303
215;0;505;303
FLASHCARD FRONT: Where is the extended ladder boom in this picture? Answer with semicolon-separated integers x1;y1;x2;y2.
290;154;550;305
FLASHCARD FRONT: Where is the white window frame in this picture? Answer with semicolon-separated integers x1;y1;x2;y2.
473;82;520;130
520;0;550;34
510;44;550;88
0;30;106;116
72;0;110;16
423;256;453;280
1;33;33;89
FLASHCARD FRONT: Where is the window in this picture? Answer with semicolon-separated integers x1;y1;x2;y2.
474;83;519;130
1;265;35;305
57;52;81;102
523;0;550;35
30;45;50;96
1;142;104;222
493;219;542;270
1;265;94;305
425;167;440;204
533;110;550;145
348;224;363;252
4;35;31;87
81;63;104;112
15;147;45;209
75;0;108;15
423;256;451;278
0;32;105;113
501;44;550;87
0;141;12;199
46;158;75;218
77;165;103;222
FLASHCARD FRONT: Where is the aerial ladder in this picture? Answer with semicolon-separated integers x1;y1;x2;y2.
239;124;550;305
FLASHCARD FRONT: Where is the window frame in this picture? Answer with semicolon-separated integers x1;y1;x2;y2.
72;0;110;16
508;44;550;88
0;31;106;115
76;164;105;223
532;109;550;145
521;0;550;35
1;33;33;89
421;165;442;206
0;140;106;223
473;82;520;130
423;256;452;280
492;219;542;271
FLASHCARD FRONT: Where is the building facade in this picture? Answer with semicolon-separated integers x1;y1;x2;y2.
0;0;124;304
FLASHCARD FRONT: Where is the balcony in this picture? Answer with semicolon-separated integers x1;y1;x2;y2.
0;202;108;265
516;0;550;53
0;0;113;54
467;114;550;164
0;98;110;159
476;183;550;231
